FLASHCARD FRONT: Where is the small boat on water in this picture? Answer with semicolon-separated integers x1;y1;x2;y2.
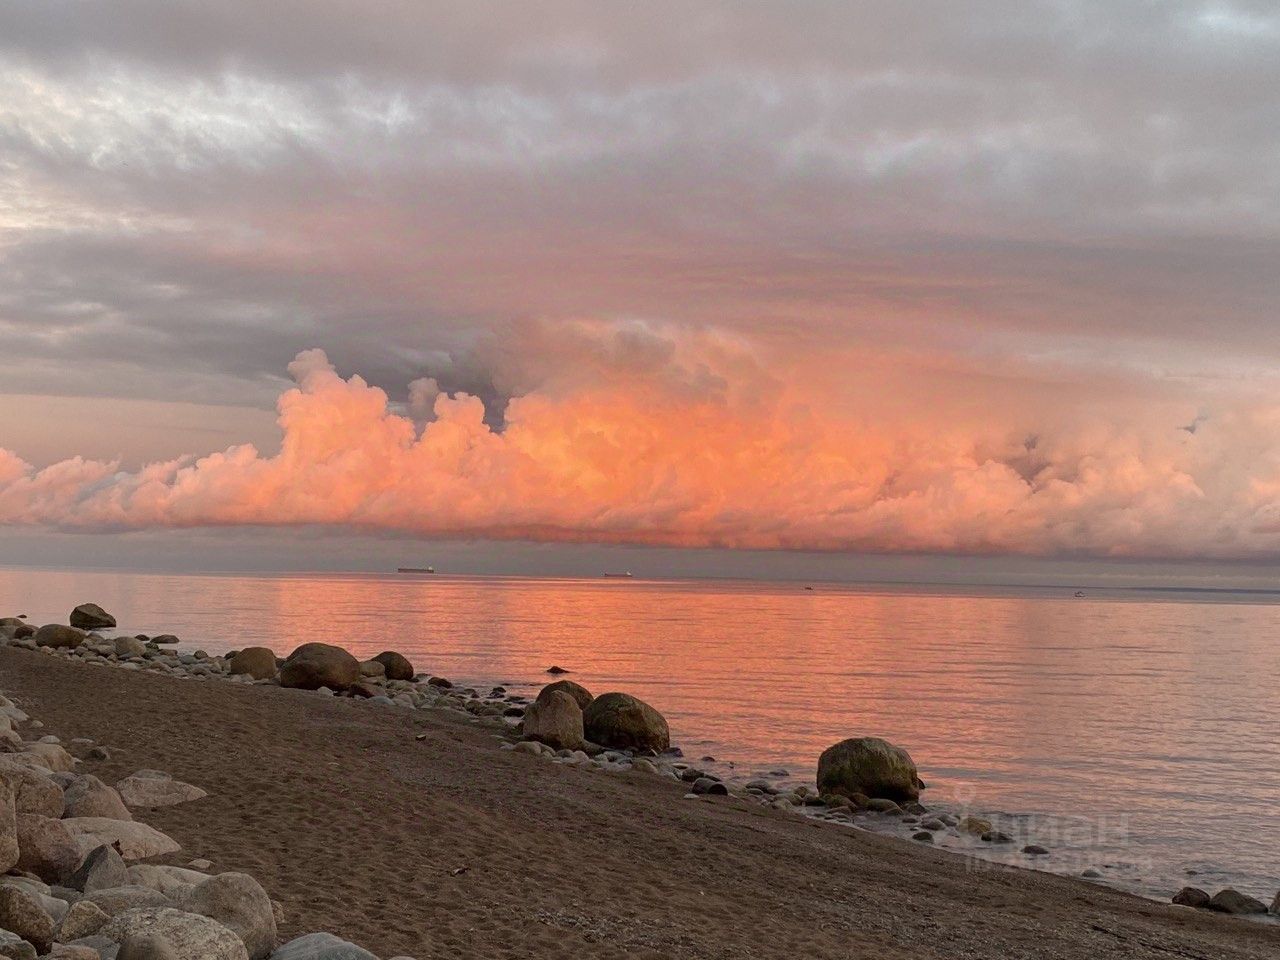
602;571;634;578
398;566;436;574
1074;590;1085;598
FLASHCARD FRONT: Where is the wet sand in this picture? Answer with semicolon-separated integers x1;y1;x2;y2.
2;644;1276;960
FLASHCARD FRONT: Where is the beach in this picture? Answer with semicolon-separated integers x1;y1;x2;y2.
2;643;1278;959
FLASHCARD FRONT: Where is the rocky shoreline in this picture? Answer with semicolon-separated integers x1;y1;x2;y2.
2;604;1278;958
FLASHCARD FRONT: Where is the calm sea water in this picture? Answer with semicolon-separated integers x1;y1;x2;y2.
2;567;1278;906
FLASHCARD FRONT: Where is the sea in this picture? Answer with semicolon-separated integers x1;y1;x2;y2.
2;567;1277;909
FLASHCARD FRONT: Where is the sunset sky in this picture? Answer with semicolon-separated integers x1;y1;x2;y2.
3;2;1280;578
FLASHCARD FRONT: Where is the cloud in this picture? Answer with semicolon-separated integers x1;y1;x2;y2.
2;325;1279;559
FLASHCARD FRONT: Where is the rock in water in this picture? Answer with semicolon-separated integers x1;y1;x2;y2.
116;771;207;809
521;691;585;751
34;623;87;650
278;643;360;691
372;651;415;681
69;603;116;630
537;680;594;710
816;737;923;803
269;932;378;960
102;907;249;960
178;872;276;960
1172;886;1210;908
582;693;670;753
1207;888;1268;914
228;647;277;680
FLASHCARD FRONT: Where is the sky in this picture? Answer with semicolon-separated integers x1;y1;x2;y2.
2;2;1280;579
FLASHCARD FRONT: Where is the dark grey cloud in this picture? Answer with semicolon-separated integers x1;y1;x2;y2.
1;0;1278;410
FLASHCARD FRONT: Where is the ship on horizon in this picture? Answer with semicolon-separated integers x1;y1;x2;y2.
397;566;436;574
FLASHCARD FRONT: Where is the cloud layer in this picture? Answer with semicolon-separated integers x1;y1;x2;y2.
4;324;1279;559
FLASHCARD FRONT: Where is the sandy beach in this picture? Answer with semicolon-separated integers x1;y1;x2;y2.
2;645;1277;960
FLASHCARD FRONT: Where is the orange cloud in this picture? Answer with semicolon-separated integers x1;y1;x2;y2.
3;324;1280;559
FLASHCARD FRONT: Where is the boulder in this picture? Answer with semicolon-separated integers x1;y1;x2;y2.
101;907;249;960
1172;886;1210;909
179;872;276;960
537;680;593;710
117;932;180;960
20;742;76;773
371;651;414;681
114;636;148;659
269;932;377;960
116;771;206;809
957;816;992;836
68;844;130;893
15;814;79;883
0;762;64;819
34;624;87;650
521;691;585;751
62;817;181;861
69;604;116;630
0;932;36;960
64;775;132;821
278;644;359;692
228;648;277;681
0;770;18;874
126;865;210;899
582;693;670;753
84;885;173;916
0;885;54;953
152;635;180;645
57;898;111;940
357;660;385;679
816;737;923;803
1207;888;1267;914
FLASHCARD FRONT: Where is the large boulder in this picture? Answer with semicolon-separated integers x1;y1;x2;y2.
817;737;924;803
0;885;54;954
64;775;132;821
15;814;80;882
57;897;111;941
63;817;181;861
34;624;87;650
179;872;276;960
228;648;277;681
69;604;116;630
102;907;250;960
116;771;206;809
521;691;585;751
269;932;377;960
538;680;593;710
68;844;130;893
582;693;670;753
0;770;20;873
84;885;174;917
278;643;360;691
127;865;211;899
0;762;63;818
371;651;414;681
1208;888;1268;914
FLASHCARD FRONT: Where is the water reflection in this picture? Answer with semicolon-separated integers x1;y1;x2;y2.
2;569;1278;900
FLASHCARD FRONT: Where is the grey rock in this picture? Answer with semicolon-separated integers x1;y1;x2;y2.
268;932;377;960
0;885;55;953
1208;888;1267;914
178;872;276;960
34;624;88;650
582;693;670;753
537;680;593;710
58;898;112;940
228;648;277;681
15;814;79;883
0;929;37;960
102;907;248;960
115;773;206;809
520;691;585;751
69;845;130;893
62;817;181;862
84;885;173;917
278;644;359;692
371;651;414;681
1172;886;1211;909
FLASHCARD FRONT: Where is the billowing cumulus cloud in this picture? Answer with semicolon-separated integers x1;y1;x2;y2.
2;3;1279;562
3;323;1280;558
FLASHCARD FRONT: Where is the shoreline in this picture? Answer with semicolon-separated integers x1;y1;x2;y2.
1;622;1278;957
